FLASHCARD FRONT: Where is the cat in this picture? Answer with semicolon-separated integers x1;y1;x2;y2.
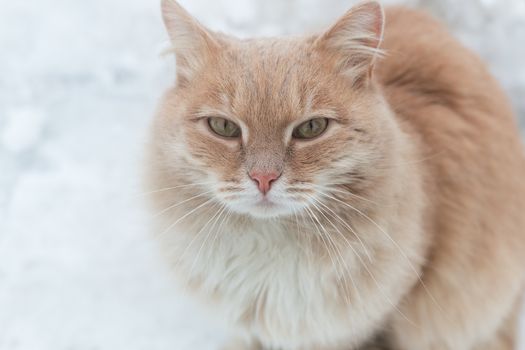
146;0;525;349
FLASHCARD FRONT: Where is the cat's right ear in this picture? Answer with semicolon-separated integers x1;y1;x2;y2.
161;0;221;86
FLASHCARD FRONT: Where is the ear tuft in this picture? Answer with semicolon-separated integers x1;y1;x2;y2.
314;1;385;84
161;0;221;85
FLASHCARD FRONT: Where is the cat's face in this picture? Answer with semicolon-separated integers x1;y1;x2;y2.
154;0;388;219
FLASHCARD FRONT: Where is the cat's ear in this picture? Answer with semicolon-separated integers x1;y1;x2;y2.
161;0;222;86
313;1;384;85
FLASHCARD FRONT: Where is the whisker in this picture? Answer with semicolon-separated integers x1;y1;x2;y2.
303;207;338;271
304;206;353;305
218;186;243;192
286;188;315;194
313;183;378;206
172;202;224;269
151;189;215;218
291;207;307;256
314;190;445;318
296;209;314;257
157;197;216;238
206;207;233;270
133;181;215;197
307;201;361;306
306;193;417;327
187;204;229;279
309;194;373;263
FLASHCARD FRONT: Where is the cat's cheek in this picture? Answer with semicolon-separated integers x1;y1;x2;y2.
183;134;242;175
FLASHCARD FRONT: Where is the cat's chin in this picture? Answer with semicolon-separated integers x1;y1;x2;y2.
228;199;299;219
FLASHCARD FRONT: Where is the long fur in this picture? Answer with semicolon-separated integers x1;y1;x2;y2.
147;2;525;349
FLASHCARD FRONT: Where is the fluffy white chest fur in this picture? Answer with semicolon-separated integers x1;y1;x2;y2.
165;217;420;350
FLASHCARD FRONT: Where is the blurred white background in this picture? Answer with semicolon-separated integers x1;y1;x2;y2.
0;0;524;349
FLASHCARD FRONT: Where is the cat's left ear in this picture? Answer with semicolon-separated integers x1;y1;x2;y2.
313;1;384;85
161;0;222;86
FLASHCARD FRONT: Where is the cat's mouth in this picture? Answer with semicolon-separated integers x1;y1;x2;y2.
218;182;308;218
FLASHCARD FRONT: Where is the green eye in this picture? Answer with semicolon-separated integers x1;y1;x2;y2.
292;118;329;139
207;117;241;138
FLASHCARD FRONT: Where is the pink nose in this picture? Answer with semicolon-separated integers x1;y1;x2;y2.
249;171;281;195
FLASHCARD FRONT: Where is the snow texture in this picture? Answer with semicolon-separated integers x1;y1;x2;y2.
0;0;524;349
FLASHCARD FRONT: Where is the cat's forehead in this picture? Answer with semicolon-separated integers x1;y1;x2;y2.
231;38;318;89
205;37;335;127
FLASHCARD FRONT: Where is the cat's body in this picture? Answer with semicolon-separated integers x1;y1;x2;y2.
376;7;525;350
148;2;525;349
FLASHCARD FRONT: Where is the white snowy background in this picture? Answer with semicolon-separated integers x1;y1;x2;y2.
0;0;524;349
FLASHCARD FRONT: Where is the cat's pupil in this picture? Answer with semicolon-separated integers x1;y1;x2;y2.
310;120;320;133
293;118;328;139
208;117;241;138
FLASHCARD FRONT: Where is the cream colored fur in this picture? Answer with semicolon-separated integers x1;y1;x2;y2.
147;1;525;349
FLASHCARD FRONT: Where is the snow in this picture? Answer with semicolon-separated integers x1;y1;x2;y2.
0;0;524;349
1;107;46;153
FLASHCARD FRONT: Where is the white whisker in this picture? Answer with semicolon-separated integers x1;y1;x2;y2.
157;197;216;238
313;183;379;206
315;190;445;318
306;195;417;326
173;202;224;269
206;207;233;268
307;199;362;306
309;193;373;263
134;181;215;197
151;189;215;218
304;206;353;305
187;205;229;279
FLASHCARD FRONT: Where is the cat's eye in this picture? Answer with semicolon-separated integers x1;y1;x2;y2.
292;118;329;139
207;117;241;138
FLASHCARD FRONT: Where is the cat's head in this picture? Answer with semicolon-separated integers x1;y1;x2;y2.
152;0;394;219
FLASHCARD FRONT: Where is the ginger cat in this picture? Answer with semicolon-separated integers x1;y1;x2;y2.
147;1;525;349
